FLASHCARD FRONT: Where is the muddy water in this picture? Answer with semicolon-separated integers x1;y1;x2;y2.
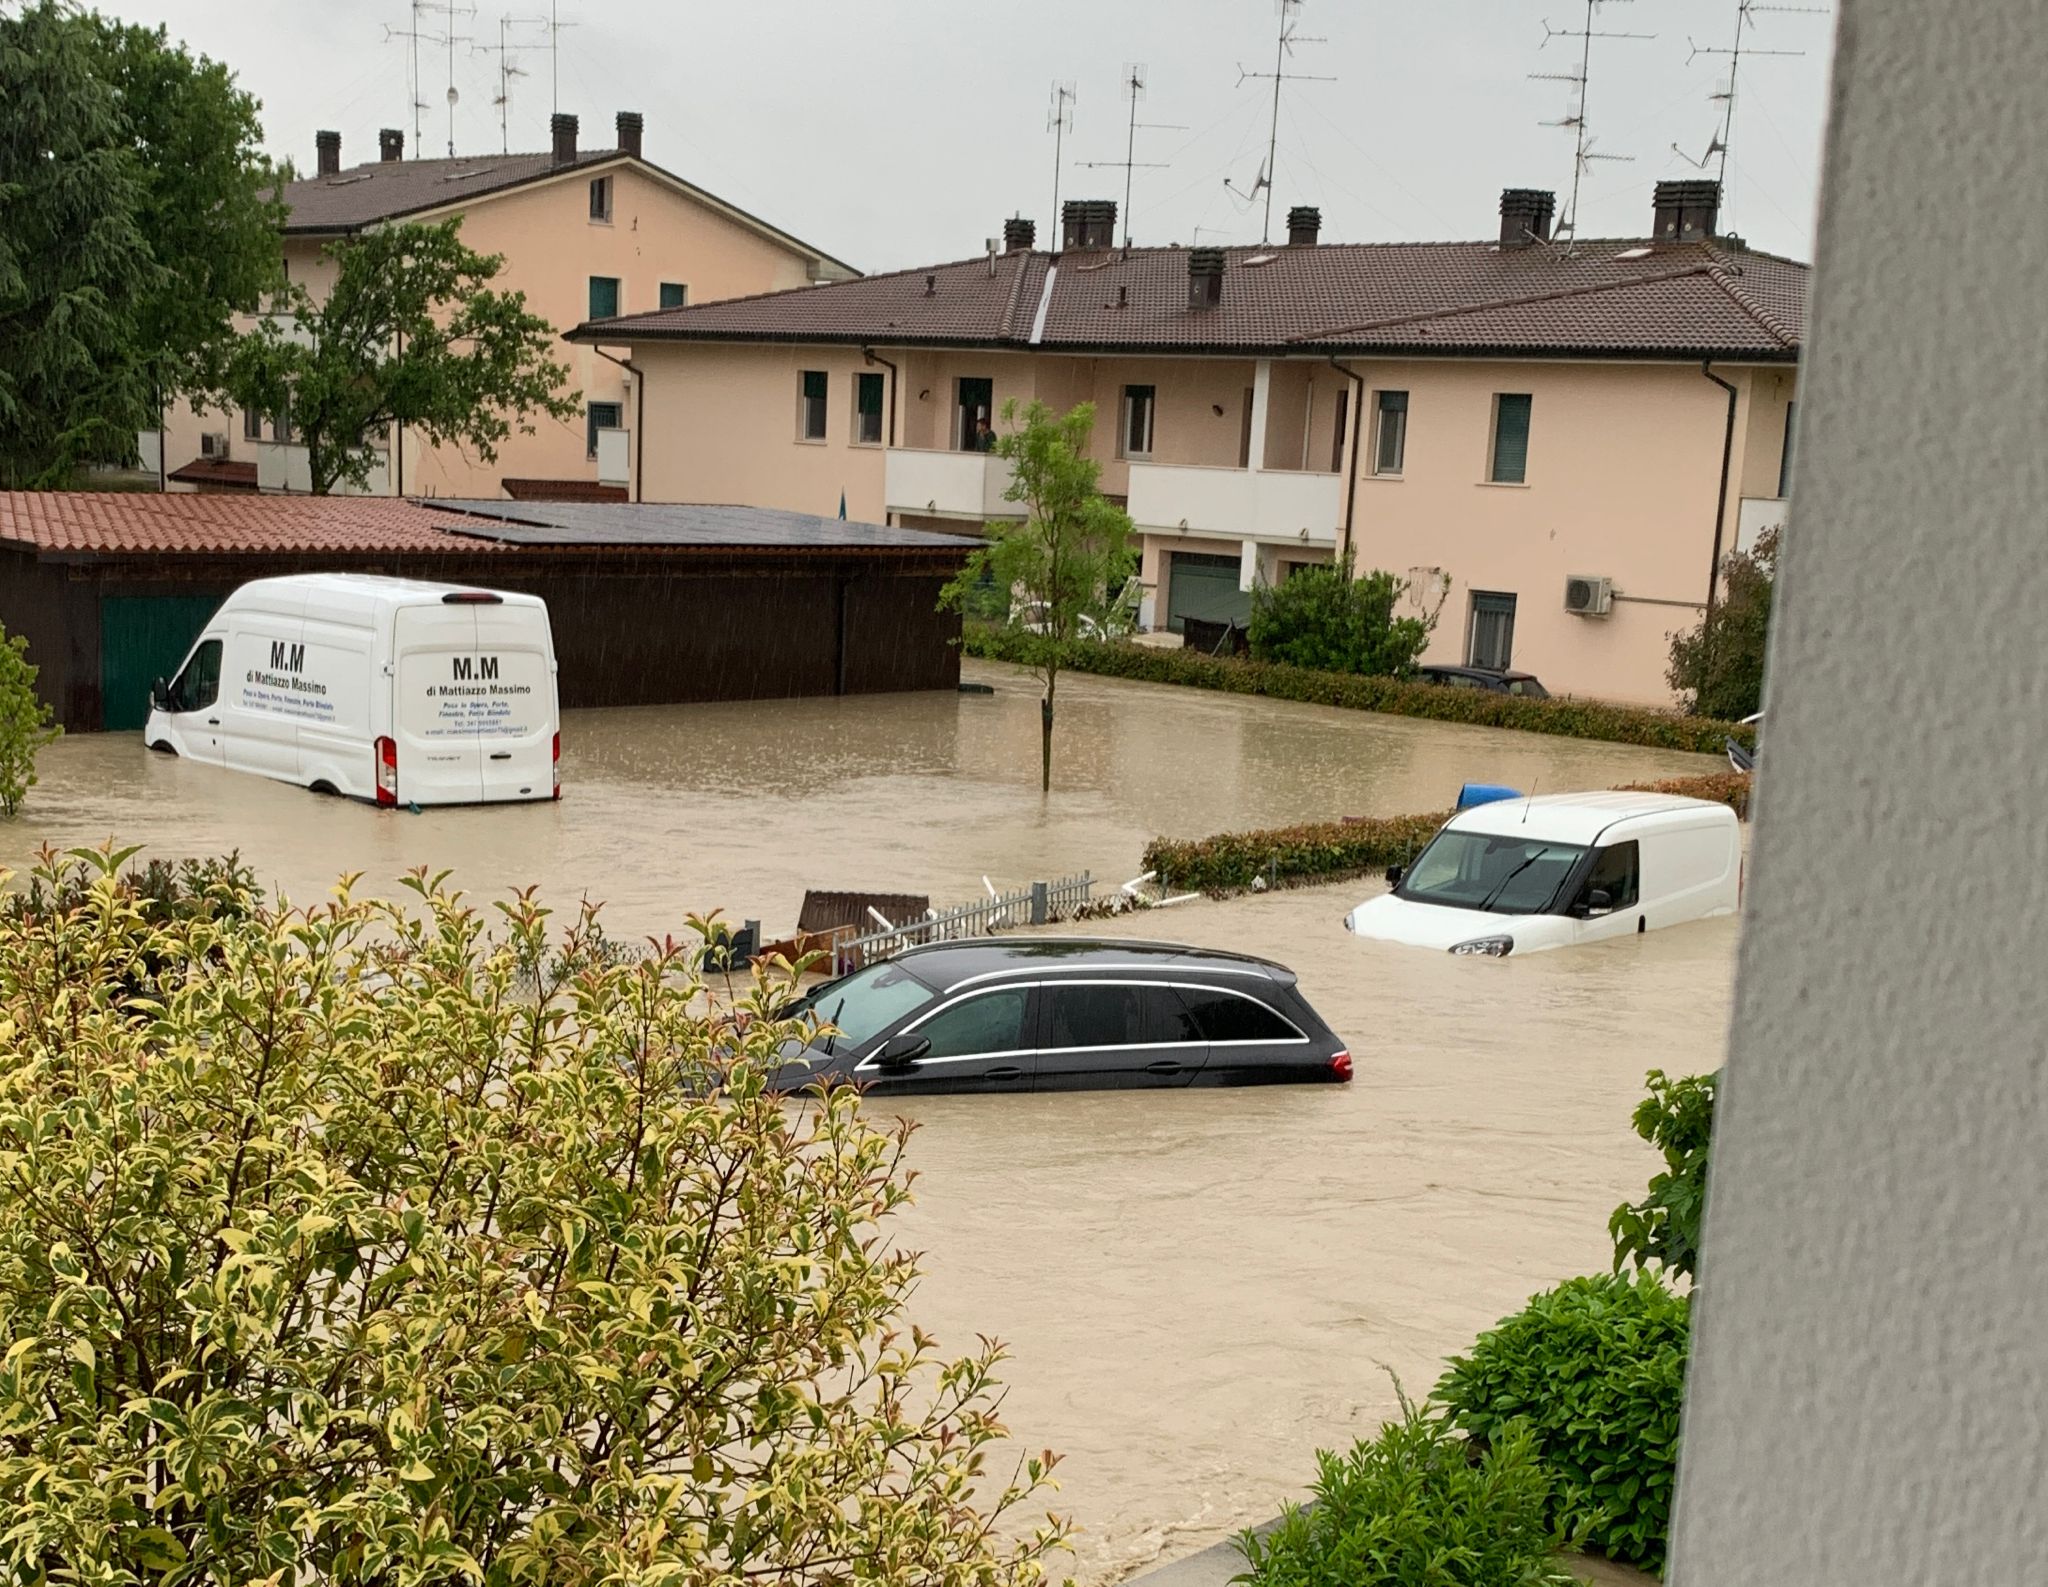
1;659;1717;935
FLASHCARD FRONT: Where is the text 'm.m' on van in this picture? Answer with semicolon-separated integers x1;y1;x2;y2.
145;574;561;807
1343;791;1741;956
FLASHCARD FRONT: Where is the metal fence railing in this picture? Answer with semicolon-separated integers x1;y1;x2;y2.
830;873;1094;975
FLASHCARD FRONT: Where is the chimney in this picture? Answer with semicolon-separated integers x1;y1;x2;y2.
1188;247;1225;310
1061;198;1117;252
1652;178;1721;242
1286;205;1322;246
1003;216;1037;252
615;111;643;160
378;127;405;163
551;112;579;166
1498;188;1557;248
315;130;341;178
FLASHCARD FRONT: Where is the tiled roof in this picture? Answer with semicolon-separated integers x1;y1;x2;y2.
574;238;1805;360
500;478;629;502
166;459;260;490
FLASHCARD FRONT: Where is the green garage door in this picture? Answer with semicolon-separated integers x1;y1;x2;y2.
1164;550;1251;634
99;595;222;731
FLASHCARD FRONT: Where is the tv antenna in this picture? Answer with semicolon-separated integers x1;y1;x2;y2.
1047;80;1076;241
541;0;579;118
1077;65;1185;249
1232;0;1335;244
403;0;477;157
1533;0;1655;243
383;4;449;157
474;16;541;155
1677;1;1827;230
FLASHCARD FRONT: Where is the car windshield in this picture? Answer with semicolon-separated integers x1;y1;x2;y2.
784;959;935;1049
1397;830;1588;914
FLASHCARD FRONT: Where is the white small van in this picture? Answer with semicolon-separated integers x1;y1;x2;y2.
1343;792;1740;956
145;574;560;807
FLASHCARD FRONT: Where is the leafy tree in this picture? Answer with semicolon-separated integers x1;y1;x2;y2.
0;849;1066;1584
1610;1068;1718;1281
0;3;282;487
222;219;580;495
1668;528;1778;719
0;626;61;817
1248;552;1442;676
942;399;1133;791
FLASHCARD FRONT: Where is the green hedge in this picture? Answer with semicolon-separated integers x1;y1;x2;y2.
964;627;1755;756
1435;1273;1690;1573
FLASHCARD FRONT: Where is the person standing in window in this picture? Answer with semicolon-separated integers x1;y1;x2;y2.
973;417;997;452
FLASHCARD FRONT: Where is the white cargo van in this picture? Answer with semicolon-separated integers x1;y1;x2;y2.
1343;792;1740;956
144;574;560;807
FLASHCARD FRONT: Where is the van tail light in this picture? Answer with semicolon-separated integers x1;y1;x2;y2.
551;731;561;799
1329;1049;1353;1083
375;736;398;807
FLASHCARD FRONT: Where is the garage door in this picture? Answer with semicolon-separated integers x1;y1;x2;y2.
99;595;222;731
1164;551;1251;634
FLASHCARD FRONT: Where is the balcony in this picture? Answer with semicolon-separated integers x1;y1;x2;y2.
884;447;1018;522
254;440;390;496
1125;462;1342;546
1736;496;1787;556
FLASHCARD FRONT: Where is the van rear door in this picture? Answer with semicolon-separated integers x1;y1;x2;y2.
393;604;486;804
474;602;557;802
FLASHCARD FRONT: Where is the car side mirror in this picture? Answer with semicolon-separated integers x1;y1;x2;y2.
151;676;170;710
873;1033;931;1070
1384;865;1405;888
1574;888;1614;919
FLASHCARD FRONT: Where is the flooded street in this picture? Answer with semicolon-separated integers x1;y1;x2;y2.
0;663;1734;1583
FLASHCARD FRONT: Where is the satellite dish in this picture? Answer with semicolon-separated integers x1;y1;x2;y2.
447;85;460;105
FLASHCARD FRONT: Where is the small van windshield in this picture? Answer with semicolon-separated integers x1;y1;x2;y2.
786;961;936;1049
1398;830;1588;914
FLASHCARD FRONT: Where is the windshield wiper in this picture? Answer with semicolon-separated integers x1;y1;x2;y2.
823;997;844;1056
1477;854;1544;913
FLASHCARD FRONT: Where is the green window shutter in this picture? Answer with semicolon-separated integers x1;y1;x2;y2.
803;371;828;402
1491;394;1532;483
659;281;687;310
857;373;883;417
588;276;620;319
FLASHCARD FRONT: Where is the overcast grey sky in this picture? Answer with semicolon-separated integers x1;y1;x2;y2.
137;0;1836;272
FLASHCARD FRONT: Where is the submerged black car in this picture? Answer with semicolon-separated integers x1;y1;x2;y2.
1415;664;1551;698
773;938;1351;1095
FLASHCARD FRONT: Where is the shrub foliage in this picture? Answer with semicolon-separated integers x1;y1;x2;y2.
1237;1396;1577;1587
1247;563;1434;677
1611;1069;1718;1282
0;847;1062;1585
0;627;61;817
1667;528;1776;720
964;628;1754;755
1435;1274;1689;1572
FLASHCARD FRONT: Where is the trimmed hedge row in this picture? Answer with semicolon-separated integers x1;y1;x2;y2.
1143;771;1752;894
963;627;1756;756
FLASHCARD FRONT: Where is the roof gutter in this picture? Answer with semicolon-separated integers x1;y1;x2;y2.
1327;356;1366;568
591;346;644;503
1700;360;1739;621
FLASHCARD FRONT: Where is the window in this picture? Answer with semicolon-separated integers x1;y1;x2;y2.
1489;393;1533;483
588;175;612;222
168;639;222;713
1779;400;1798;497
1239;387;1255;467
659;281;688;310
955;377;994;451
243;408;263;441
853;370;885;445
792;960;933;1050
1176;987;1301;1044
1469;590;1517;669
1121;384;1156;458
1044;984;1201;1050
798;370;828;441
1375;390;1409;475
588;275;621;320
269;393;295;445
1399;831;1588;915
1578;840;1642;912
912;990;1028;1058
1331;388;1351;472
585;400;623;459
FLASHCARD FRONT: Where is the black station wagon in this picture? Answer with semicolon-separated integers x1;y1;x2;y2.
772;938;1352;1095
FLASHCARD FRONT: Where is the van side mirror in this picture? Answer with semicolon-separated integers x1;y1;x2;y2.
151;676;170;710
1384;865;1405;889
873;1033;931;1070
1574;888;1614;919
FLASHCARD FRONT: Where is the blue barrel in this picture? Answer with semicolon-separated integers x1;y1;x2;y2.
1457;782;1524;811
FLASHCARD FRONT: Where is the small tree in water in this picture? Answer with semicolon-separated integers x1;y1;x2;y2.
0;626;60;817
1668;528;1777;719
944;399;1133;792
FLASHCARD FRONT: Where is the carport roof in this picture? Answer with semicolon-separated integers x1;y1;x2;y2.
0;494;978;559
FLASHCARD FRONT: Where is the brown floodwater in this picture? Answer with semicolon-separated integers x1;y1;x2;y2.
0;662;1733;1584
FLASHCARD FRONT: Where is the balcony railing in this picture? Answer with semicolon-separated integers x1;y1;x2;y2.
254;440;390;496
1126;462;1342;545
884;447;1019;521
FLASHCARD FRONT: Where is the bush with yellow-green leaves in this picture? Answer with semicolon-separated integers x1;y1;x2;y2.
0;847;1063;1586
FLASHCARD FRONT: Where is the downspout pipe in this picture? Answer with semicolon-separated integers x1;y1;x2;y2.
1701;360;1739;621
592;346;645;502
863;347;899;446
1328;356;1367;569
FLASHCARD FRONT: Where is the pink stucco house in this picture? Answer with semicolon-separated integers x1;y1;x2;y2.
572;181;1802;705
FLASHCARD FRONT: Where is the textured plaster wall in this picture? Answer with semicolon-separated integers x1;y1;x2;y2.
1667;3;2048;1581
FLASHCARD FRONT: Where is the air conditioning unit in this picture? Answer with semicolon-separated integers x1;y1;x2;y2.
1563;574;1614;616
199;432;231;460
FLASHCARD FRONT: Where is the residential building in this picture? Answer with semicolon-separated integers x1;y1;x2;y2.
151;113;855;503
568;182;1804;705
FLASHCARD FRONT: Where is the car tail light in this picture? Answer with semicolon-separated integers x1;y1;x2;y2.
1329;1050;1353;1082
375;736;398;807
551;730;561;799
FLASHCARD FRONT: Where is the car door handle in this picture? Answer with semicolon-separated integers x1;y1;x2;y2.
1146;1060;1184;1075
206;717;220;726
986;1066;1026;1082
488;751;512;760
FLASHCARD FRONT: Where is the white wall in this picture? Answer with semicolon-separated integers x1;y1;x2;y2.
1668;4;2048;1582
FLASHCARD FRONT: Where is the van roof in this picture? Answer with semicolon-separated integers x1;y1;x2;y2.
1448;790;1737;845
228;573;546;611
